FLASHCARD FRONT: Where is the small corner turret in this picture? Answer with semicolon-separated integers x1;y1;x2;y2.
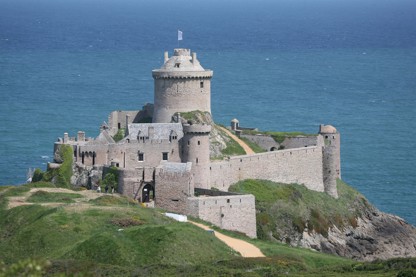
319;124;341;198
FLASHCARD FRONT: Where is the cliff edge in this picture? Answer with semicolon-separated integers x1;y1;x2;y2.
230;179;416;261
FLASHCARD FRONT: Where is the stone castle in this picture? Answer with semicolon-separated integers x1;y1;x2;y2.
53;48;341;238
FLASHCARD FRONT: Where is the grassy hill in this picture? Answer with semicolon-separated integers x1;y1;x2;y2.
0;183;415;276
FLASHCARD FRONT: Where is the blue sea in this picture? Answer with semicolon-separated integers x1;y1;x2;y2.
1;0;415;225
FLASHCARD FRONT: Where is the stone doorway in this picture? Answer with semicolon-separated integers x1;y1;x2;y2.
142;183;155;203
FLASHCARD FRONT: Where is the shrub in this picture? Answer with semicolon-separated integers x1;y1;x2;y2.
397;269;416;277
31;168;44;183
42;145;73;188
113;128;125;142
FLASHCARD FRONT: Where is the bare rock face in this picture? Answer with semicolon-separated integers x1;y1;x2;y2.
298;206;416;261
209;125;229;158
70;163;103;188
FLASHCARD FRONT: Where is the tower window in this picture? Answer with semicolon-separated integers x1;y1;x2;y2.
196;158;199;164
174;63;180;68
200;81;204;88
198;140;200;145
162;152;168;161
138;153;144;161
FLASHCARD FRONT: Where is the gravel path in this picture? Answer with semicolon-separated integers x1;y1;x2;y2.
189;221;265;258
218;126;255;155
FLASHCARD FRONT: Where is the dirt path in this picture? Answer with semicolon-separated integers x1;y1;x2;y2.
219;126;255;155
7;187;114;209
189;221;265;258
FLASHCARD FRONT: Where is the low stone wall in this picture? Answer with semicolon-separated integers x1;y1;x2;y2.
188;194;257;238
210;146;324;192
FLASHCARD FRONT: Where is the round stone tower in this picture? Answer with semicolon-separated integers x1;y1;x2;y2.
181;124;211;189
319;124;341;198
152;49;213;123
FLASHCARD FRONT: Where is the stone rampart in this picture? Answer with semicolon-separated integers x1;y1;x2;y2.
210;146;324;192
281;135;323;149
188;194;257;238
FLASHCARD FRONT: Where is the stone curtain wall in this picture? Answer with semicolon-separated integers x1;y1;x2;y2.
210;146;324;192
188;194;257;238
281;135;323;149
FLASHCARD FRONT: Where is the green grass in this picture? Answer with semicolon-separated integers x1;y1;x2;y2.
242;130;316;144
239;137;267;153
177;110;212;124
112;128;125;142
0;184;414;276
0;186;236;273
230;179;367;240
89;195;137;206
41;145;73;188
214;125;246;156
26;191;83;203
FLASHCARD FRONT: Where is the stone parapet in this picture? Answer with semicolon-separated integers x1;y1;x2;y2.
183;124;212;134
152;70;213;79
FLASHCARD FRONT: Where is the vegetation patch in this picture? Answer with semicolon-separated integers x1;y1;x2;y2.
1;183;415;276
177;110;212;125
239;137;266;153
40;145;73;188
214;125;246;156
90;195;136;206
230;179;367;240
112;128;125;142
26;191;83;203
242;130;316;144
110;217;144;227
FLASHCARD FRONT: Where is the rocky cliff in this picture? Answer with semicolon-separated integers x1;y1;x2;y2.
230;179;416;261
300;203;416;261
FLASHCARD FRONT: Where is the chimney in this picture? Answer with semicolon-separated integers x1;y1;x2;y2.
164;51;169;63
148;126;154;138
125;114;130;136
77;131;85;142
63;132;69;143
192;52;197;64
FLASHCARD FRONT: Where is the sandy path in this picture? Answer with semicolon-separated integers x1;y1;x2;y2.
7;187;114;209
219;126;255;155
189;221;265;258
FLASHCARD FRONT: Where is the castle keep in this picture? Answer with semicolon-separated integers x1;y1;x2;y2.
53;49;341;238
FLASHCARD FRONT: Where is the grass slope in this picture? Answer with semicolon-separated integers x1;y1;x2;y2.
1;183;415;276
230;179;366;240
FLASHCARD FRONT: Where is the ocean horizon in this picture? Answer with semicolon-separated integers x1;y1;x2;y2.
1;0;415;225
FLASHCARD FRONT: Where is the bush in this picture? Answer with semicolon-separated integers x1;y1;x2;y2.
31;168;44;183
397;269;416;277
42;145;73;188
113;128;125;142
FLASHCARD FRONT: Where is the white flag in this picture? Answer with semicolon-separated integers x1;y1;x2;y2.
178;30;183;41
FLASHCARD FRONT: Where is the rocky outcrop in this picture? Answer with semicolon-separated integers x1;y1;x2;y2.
70;163;103;189
297;206;416;261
